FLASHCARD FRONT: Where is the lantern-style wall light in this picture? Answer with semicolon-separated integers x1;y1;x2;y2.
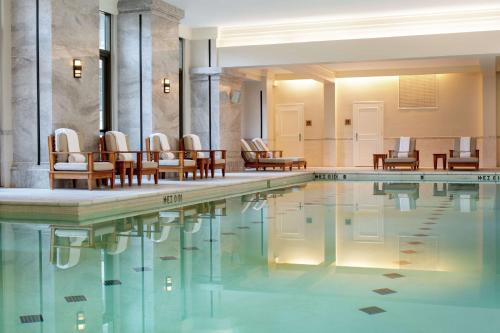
73;59;82;78
163;78;170;93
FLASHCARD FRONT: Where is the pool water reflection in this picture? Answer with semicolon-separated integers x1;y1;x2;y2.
1;182;500;332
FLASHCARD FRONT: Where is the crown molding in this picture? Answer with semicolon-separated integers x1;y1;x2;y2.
118;0;184;22
218;8;500;47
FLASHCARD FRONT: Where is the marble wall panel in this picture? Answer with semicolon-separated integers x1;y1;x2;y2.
219;76;243;171
151;13;179;148
51;0;100;151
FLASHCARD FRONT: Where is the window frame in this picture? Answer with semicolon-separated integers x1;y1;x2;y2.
99;11;112;134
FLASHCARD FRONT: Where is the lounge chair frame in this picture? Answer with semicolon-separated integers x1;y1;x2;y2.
448;149;480;170
241;150;293;171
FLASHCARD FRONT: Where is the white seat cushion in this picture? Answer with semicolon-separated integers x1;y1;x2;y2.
54;162;113;171
139;161;158;169
159;159;195;167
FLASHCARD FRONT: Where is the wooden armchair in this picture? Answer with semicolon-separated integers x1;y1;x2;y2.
48;130;115;190
448;137;479;170
100;131;159;187
384;137;419;170
182;134;226;178
146;134;198;181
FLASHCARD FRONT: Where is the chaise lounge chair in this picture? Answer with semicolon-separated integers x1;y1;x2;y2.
101;131;159;186
251;137;307;169
182;134;226;178
48;128;115;190
146;133;198;181
240;139;293;171
383;137;419;170
448;137;479;170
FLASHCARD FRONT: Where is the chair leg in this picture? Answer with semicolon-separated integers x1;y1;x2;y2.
222;167;226;177
50;174;55;190
88;177;93;190
96;179;101;188
137;170;142;186
179;171;184;181
110;174;115;189
128;168;134;186
192;170;196;180
119;166;125;187
211;165;215;178
154;171;159;184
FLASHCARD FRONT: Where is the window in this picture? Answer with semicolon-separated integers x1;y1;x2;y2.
399;74;438;109
99;12;112;133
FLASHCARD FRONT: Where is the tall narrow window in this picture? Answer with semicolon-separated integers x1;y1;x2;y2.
179;38;184;138
99;12;112;133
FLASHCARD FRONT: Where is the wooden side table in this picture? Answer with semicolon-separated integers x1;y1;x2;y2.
433;153;447;170
197;158;209;179
373;154;387;170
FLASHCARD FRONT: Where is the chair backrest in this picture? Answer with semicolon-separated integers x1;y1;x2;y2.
240;139;256;161
54;128;86;163
452;137;477;157
149;133;175;160
252;138;269;152
105;131;133;161
183;134;207;158
393;137;416;157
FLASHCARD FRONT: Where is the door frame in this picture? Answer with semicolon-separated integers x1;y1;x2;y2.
352;101;384;166
275;103;305;156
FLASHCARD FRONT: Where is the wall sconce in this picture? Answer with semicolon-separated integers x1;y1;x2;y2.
163;78;170;93
164;276;173;292
76;311;86;331
73;59;82;78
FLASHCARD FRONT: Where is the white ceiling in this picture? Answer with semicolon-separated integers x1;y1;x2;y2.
167;0;500;27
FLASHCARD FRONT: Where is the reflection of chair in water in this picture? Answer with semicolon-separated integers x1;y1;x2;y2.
106;230;132;255
382;183;420;211
160;205;202;234
433;183;448;197
53;229;89;269
448;183;479;212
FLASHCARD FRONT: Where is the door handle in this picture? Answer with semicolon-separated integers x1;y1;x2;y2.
356;132;358;141
299;133;302;142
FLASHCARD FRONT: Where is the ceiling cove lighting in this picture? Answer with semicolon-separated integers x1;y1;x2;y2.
73;59;82;78
217;8;500;47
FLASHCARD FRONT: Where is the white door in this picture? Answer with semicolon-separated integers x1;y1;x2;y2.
353;102;384;166
275;104;304;157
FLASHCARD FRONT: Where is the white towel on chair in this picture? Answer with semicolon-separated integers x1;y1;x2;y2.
460;137;471;158
109;131;133;161
398;193;410;212
55;128;86;163
398;137;410;158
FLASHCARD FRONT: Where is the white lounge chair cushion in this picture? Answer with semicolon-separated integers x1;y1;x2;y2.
159;159;195;167
150;133;175;160
54;162;114;171
459;137;471;158
55;128;86;163
106;131;134;161
241;139;256;161
183;134;208;158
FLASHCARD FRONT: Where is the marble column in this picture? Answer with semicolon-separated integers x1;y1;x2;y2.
323;82;336;166
220;74;244;171
190;67;221;150
10;0;53;188
117;0;183;150
480;56;497;168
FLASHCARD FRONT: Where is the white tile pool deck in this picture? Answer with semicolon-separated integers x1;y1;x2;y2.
1;167;499;222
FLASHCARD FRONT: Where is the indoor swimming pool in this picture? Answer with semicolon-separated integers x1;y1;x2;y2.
1;181;499;332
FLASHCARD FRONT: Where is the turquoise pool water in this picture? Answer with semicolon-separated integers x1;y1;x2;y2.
1;181;500;332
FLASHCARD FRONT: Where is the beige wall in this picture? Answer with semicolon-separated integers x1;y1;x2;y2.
273;79;324;166
335;73;482;167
